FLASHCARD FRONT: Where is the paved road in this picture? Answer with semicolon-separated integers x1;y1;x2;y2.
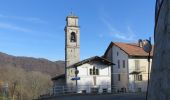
40;93;145;100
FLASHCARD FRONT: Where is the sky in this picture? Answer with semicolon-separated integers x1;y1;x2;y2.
0;0;156;61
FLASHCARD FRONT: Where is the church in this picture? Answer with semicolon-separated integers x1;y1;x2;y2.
52;14;114;94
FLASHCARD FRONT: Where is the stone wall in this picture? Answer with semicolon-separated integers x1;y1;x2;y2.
148;0;170;99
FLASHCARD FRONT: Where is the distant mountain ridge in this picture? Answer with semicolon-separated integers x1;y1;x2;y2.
0;52;65;77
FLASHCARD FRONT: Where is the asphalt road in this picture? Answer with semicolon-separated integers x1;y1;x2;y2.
41;93;145;100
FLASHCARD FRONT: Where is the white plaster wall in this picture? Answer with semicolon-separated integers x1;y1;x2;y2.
67;61;111;93
111;45;129;92
105;44;153;92
128;58;152;92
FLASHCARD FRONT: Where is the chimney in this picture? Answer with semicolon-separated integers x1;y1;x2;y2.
138;39;143;47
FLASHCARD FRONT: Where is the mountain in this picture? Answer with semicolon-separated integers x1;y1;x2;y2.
0;52;65;77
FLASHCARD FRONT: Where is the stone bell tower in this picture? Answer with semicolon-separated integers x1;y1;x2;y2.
65;13;80;69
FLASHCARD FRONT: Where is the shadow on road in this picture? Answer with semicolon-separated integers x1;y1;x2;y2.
39;93;146;100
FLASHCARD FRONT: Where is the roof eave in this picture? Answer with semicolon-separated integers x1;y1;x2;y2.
68;56;114;68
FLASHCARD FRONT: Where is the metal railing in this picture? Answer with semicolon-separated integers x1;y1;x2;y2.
38;85;145;99
52;85;113;95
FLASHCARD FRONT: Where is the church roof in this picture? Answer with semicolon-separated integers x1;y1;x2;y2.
68;56;114;68
104;42;154;57
51;74;65;81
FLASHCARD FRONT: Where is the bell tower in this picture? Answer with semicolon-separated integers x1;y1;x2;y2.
65;13;80;68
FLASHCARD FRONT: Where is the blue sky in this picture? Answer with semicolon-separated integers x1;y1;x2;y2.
0;0;156;61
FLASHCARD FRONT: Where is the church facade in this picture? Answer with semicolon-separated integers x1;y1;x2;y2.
52;14;114;94
67;56;113;93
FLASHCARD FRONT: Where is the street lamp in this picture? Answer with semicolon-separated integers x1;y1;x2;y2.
142;37;152;100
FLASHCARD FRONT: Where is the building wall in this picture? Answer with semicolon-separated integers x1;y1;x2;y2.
148;0;170;99
104;46;112;62
128;58;152;92
111;45;129;92
53;79;66;87
105;45;152;92
104;45;114;88
67;61;111;93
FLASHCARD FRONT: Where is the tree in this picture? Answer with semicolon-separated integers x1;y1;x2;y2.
0;64;52;100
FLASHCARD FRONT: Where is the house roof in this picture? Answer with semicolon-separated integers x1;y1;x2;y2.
104;42;154;57
51;74;65;81
51;56;113;80
68;56;114;68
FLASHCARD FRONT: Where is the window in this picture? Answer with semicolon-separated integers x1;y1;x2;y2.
93;67;96;75
89;66;99;75
117;52;119;56
96;69;99;75
139;75;142;81
118;74;121;81
134;75;137;81
134;75;142;81
90;69;92;75
70;32;76;42
118;60;120;69
70;69;72;74
137;88;142;92
135;60;140;71
121;87;126;92
123;60;125;68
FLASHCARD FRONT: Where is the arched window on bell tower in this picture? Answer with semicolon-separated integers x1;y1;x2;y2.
70;32;76;42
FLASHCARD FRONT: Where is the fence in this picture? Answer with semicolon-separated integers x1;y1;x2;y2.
38;85;143;99
51;85;118;96
0;82;9;100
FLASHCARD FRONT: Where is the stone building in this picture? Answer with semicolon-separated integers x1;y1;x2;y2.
148;0;170;99
103;41;153;92
52;14;114;94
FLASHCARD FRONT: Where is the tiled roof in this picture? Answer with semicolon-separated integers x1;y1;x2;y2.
113;42;153;56
104;42;153;57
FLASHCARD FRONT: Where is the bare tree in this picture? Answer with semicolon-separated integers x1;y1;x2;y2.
0;64;52;100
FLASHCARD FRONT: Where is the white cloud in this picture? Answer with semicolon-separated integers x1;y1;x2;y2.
0;14;46;24
0;22;59;40
0;22;32;33
101;17;136;42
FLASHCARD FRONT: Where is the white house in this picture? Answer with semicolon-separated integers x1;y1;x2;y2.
66;56;114;93
52;56;114;94
103;41;153;92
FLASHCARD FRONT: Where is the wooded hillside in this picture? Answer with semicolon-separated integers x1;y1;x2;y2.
0;52;65;100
